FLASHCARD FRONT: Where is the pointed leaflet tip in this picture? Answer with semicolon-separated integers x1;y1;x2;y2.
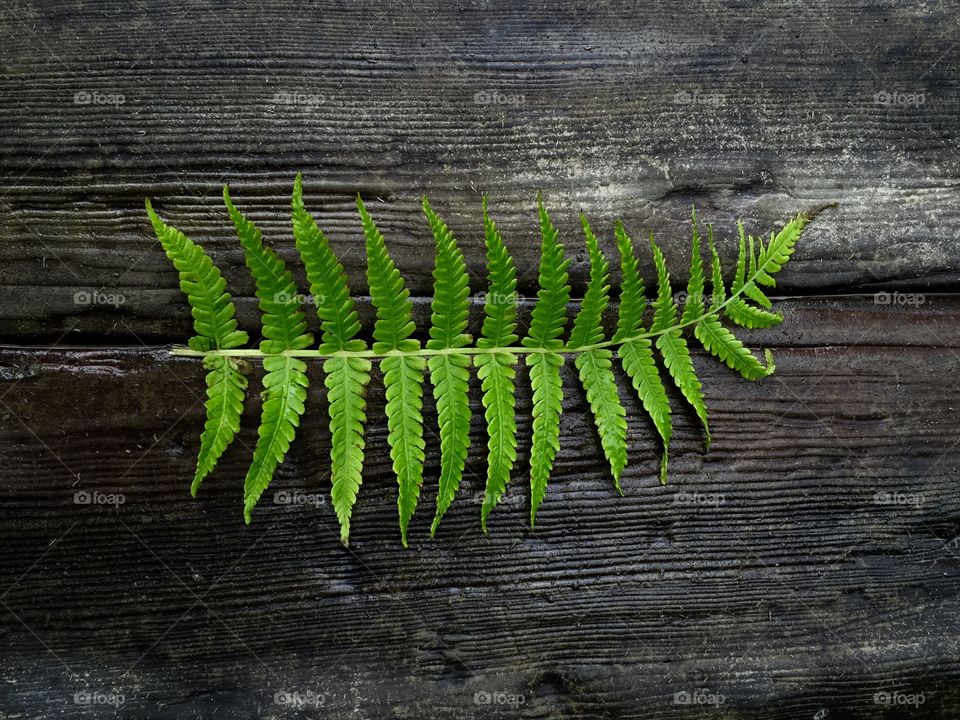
292;173;304;207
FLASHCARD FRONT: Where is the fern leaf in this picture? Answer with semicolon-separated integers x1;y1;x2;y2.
741;231;773;308
291;175;366;355
475;197;519;532
522;195;571;526
651;235;710;446
145;200;249;495
569;214;627;491
613;222;672;483
323;355;371;543
292;175;371;544
422;198;472;537
707;227;726;310
358;196;426;547
694;315;773;380
725;298;782;328
743;282;773;309
193;355;248;495
680;207;705;324
757;214;809;280
224;186;313;523
731;222;748;293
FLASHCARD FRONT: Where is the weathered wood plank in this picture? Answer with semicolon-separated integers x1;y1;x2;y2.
0;298;958;717
2;0;960;340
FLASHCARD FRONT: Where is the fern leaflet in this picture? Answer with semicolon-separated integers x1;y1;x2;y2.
568;214;627;492
292;174;371;545
224;186;313;524
522;195;571;526
650;234;710;446
146;200;249;495
358;196;426;547
613;221;672;483
422;198;473;536
475;197;519;532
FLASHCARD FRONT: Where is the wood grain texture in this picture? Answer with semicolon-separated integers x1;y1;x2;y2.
2;1;960;717
1;0;960;342
0;298;959;718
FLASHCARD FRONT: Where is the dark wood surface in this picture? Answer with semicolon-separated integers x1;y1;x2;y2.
2;1;959;718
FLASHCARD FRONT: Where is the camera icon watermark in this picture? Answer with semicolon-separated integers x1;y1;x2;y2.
471;490;523;507
272;90;330;110
474;290;522;306
874;690;925;707
74;290;126;308
473;689;526;708
473;90;525;106
274;490;325;508
274;690;326;708
73;90;125;108
873;490;924;508
673;490;725;508
673;89;725;107
74;490;125;508
273;291;324;306
673;689;726;706
674;290;708;307
73;690;125;707
873;291;925;307
874;90;925;108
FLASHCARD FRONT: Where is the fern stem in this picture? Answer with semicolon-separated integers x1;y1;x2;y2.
170;284;758;361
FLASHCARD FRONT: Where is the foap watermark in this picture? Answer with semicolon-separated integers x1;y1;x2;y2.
874;90;925;108
874;291;925;307
272;90;331;110
674;290;708;308
673;689;726;707
74;290;126;308
73;90;125;107
472;490;523;508
475;290;523;306
73;690;126;708
74;490;125;508
274;291;325;306
274;690;326;708
274;490;325;509
874;690;925;707
673;89;725;107
473;90;525;106
673;490;725;508
473;690;526;709
873;490;924;508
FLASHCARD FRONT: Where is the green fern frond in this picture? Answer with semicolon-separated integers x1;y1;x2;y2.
475;196;519;532
613;221;672;484
145;200;250;495
156;178;825;545
569;214;627;492
224;186;313;524
422;198;472;537
358;196;426;547
522;195;571;526
650;234;710;446
292;175;371;545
